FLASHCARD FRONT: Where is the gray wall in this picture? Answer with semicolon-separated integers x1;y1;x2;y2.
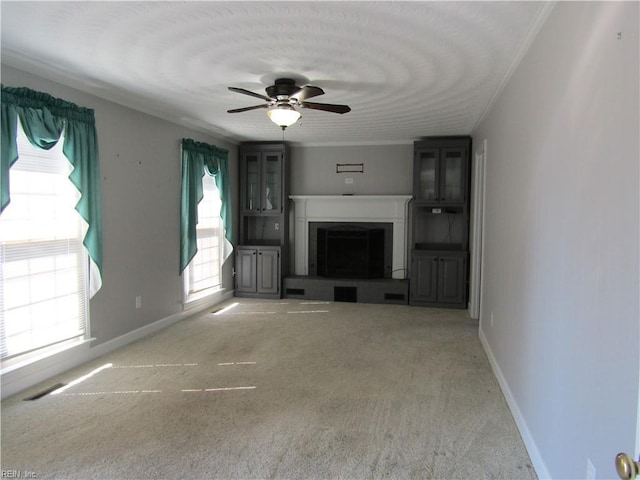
473;2;639;479
289;144;413;195
2;65;239;346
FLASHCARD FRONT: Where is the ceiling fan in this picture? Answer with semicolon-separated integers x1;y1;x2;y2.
227;78;351;129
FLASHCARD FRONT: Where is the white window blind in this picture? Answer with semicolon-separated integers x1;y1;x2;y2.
185;174;223;298
0;124;88;362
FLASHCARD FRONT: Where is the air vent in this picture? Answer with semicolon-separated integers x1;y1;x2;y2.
24;383;66;401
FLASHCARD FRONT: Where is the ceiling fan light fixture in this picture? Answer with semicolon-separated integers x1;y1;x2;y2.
267;104;301;129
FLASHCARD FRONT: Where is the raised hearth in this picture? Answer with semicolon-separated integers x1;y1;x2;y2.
290;195;412;280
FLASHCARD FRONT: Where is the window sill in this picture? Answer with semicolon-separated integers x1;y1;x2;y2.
1;337;97;399
1;337;95;376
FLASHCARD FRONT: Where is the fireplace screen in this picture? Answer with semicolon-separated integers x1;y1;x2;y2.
317;226;385;279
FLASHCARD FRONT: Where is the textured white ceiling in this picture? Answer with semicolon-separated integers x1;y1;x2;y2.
1;1;552;145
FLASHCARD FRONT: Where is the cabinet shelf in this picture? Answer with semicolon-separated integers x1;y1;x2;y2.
241;240;282;247
413;204;464;214
414;243;466;252
413;210;467;251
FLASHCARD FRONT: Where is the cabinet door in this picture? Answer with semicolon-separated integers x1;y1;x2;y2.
257;249;280;294
242;153;261;212
437;255;465;304
414;149;439;202
440;148;466;204
236;249;257;293
261;151;282;213
411;252;438;302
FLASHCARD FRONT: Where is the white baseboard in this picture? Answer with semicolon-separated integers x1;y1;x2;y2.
1;290;234;400
479;328;552;480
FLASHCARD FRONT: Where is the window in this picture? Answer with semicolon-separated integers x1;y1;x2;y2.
0;124;88;364
184;174;223;301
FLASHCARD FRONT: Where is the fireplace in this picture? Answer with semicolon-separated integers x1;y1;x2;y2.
317;225;385;279
289;195;412;279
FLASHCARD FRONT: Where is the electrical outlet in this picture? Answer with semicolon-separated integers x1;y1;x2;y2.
274;223;279;231
586;458;596;480
345;177;354;184
135;296;142;309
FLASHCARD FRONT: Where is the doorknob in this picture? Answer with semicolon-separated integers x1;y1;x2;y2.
616;452;640;479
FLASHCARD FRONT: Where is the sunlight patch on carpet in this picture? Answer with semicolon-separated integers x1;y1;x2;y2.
59;390;162;396
181;386;256;392
287;310;330;314
50;363;113;395
110;363;198;369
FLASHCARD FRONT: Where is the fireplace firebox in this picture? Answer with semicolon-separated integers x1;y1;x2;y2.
317;226;384;279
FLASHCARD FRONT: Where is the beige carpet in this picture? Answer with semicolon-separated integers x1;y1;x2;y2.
1;299;536;479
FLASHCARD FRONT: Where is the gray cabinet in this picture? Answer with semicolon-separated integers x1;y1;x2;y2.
235;246;281;297
241;148;284;214
410;251;467;306
437;253;467;305
410;137;471;309
236;248;257;293
236;143;289;298
414;143;468;205
411;251;438;303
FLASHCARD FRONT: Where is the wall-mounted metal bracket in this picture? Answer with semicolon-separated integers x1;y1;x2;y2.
336;163;364;174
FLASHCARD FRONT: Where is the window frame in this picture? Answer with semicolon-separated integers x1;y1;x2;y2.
0;123;90;370
182;173;224;305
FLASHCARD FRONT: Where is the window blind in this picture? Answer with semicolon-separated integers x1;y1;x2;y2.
0;124;87;361
186;174;223;296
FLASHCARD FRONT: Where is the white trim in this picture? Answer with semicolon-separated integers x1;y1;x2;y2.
479;328;551;480
289;195;412;279
1;290;234;400
469;141;486;319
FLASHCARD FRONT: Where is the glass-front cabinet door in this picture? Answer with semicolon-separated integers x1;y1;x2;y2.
261;152;282;212
243;152;260;212
415;149;438;202
440;148;464;204
415;146;466;205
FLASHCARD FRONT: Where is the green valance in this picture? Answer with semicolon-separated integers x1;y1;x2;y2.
180;138;233;274
1;85;103;297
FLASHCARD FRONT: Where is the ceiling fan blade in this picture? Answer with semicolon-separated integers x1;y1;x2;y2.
228;87;272;102
227;104;269;113
291;85;325;101
300;101;351;114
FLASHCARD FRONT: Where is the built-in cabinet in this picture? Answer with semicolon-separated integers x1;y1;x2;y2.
235;246;280;296
411;251;467;305
235;143;289;299
410;137;471;308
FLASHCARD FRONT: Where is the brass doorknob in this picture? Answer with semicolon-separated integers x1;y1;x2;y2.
616;452;640;479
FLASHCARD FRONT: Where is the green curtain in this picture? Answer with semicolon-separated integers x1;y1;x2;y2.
1;85;103;297
180;138;233;274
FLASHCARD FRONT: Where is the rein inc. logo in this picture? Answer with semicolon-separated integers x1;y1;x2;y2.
1;471;37;478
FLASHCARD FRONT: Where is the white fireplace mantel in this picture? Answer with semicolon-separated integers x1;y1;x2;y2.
289;195;412;279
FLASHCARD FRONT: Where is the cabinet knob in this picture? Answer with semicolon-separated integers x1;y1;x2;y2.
616;453;640;479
